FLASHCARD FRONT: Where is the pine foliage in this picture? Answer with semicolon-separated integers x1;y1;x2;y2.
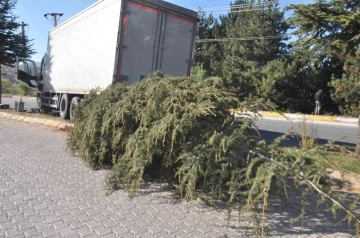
68;73;259;197
220;0;289;100
287;0;360;115
0;0;35;66
69;73;360;236
195;10;224;77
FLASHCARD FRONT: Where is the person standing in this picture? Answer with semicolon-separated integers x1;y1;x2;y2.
314;89;323;115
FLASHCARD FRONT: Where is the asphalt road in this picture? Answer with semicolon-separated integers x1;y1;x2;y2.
1;97;38;109
1;97;358;146
257;118;358;146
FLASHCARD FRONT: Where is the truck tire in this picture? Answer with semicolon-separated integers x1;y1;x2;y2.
70;96;82;120
59;94;70;119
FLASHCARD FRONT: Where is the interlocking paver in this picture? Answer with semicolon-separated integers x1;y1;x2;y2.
112;225;130;236
0;118;357;238
84;208;100;216
154;231;173;238
145;225;164;235
23;227;42;237
122;232;138;238
76;226;93;237
93;213;108;222
0;222;15;231
4;229;23;237
0;215;8;223
33;221;51;230
17;222;35;231
93;225;112;236
102;219;118;229
173;230;193;238
40;227;58;237
28;215;43;224
77;214;92;223
85;219;102;230
57;227;78;237
69;221;86;230
23;209;37;217
45;216;62;224
137;232;158;238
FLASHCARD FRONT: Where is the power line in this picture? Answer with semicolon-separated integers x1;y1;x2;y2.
199;0;284;11
21;0;53;28
198;0;312;14
201;0;308;10
196;36;286;42
29;0;49;13
196;33;306;43
204;8;276;14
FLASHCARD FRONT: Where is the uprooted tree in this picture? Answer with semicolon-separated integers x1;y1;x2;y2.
68;73;359;236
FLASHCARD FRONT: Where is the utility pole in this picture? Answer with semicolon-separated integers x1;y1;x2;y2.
20;21;28;56
44;13;64;27
20;21;28;38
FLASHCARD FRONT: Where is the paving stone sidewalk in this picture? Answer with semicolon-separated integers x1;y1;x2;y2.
0;118;356;237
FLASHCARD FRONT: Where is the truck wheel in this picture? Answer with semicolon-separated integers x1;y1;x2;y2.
70;97;82;120
59;94;70;119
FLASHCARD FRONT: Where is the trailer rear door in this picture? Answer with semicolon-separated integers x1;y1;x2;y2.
157;13;196;77
117;1;161;83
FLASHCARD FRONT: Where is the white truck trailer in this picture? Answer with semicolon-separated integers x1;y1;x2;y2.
16;0;198;119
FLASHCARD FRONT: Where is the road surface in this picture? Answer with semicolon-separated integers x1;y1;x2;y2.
1;97;37;109
0;118;356;237
1;97;358;146
257;118;358;146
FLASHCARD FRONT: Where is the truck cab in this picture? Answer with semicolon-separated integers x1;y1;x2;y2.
16;58;38;89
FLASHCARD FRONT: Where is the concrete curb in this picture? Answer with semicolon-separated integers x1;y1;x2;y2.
258;111;358;124
0;111;73;129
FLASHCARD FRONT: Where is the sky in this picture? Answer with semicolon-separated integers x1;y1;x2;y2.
14;0;311;62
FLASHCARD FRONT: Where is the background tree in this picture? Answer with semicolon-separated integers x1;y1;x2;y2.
287;0;360;153
0;0;35;103
194;10;225;77
220;0;289;101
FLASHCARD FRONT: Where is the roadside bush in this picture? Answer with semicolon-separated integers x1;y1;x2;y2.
16;83;29;96
1;79;32;96
1;79;16;94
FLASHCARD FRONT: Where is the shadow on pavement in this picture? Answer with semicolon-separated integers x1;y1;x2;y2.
212;189;358;237
264;190;358;237
130;181;358;237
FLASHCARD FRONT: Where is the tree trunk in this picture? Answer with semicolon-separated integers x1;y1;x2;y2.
356;114;360;155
